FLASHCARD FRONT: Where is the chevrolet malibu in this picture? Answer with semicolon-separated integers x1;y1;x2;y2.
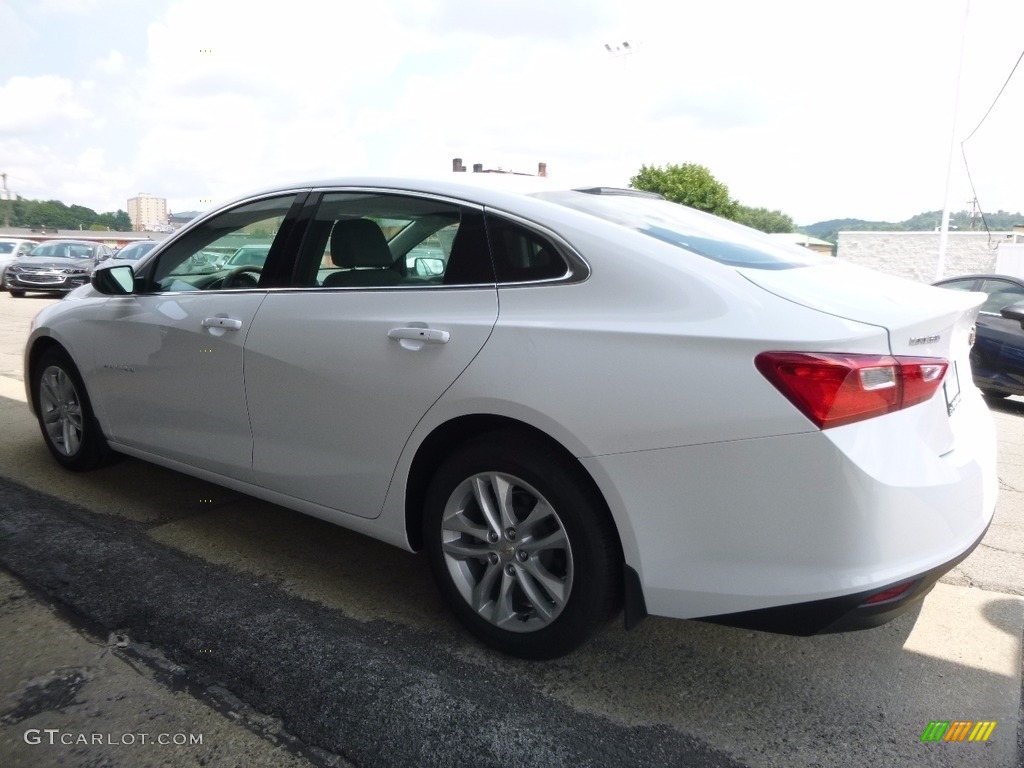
6;239;112;296
24;178;997;658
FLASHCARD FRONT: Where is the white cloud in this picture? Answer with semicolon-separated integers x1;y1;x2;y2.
96;50;125;74
2;0;1023;225
0;75;92;132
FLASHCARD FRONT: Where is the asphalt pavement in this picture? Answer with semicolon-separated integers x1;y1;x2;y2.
0;292;1021;768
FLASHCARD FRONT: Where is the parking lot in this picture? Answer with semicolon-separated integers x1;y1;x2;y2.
0;290;1021;767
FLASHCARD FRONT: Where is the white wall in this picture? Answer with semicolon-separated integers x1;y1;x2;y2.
995;243;1024;278
835;231;1017;283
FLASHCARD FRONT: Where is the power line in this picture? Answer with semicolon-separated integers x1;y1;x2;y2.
955;43;1024;250
962;45;1024;143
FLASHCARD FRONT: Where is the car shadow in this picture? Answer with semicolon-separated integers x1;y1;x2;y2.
984;394;1024;417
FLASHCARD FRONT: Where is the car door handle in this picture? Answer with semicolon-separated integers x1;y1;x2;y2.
202;317;243;331
387;327;450;344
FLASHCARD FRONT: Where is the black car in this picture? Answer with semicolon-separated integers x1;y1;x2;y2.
934;274;1024;398
4;240;113;297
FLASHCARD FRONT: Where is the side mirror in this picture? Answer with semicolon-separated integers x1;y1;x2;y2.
414;257;445;277
92;264;135;295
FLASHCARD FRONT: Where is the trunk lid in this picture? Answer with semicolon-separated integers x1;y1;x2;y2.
739;261;983;357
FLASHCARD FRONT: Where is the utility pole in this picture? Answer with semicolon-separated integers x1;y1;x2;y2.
967;197;979;229
0;173;10;229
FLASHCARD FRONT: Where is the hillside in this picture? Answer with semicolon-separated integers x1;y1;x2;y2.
803;209;1024;244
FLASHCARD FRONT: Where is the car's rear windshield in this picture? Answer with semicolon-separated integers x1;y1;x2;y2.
533;191;822;270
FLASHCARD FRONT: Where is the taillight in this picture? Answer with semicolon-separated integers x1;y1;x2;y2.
860;580;917;606
755;352;948;429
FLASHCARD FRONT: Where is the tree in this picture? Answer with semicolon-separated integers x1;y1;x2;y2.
630;163;796;233
630;163;736;219
732;205;794;234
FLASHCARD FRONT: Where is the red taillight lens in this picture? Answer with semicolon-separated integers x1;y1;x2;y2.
861;580;917;605
755;352;948;429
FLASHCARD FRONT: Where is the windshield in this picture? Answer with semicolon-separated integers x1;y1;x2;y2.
30;243;97;260
115;242;156;260
227;244;271;266
534;190;825;270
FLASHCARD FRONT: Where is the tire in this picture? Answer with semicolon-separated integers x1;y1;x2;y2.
9;289;25;297
423;431;621;659
33;348;115;471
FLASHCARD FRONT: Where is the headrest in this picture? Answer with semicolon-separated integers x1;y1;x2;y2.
330;218;394;269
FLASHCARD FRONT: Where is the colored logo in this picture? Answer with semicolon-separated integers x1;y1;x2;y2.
920;721;996;742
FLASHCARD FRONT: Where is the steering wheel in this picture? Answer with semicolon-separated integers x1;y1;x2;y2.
221;264;263;289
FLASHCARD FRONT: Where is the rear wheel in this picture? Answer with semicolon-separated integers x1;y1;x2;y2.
33;348;114;470
423;431;621;659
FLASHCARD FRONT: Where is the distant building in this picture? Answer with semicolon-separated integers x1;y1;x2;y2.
453;158;548;177
127;193;168;232
771;232;834;256
168;211;200;230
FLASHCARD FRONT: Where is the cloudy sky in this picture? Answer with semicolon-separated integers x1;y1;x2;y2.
1;0;1022;225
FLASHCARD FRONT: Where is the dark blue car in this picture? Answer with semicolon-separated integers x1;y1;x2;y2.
935;274;1024;398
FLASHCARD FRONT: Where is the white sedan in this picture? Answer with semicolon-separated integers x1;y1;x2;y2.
24;177;997;658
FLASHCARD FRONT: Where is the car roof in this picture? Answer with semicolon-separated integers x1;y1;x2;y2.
205;175;585;219
936;274;1024;286
32;239;103;246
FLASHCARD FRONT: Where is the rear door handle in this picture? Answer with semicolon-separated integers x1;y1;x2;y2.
388;327;450;344
202;317;243;331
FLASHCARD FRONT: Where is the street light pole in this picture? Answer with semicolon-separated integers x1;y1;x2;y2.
935;0;971;281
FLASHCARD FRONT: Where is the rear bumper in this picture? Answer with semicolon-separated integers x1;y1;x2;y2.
698;520;989;635
582;386;997;627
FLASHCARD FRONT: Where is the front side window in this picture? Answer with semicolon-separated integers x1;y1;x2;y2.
292;192;494;288
144;195;298;292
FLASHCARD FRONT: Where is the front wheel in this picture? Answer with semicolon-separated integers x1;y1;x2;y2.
8;289;25;297
423;432;621;659
33;348;115;470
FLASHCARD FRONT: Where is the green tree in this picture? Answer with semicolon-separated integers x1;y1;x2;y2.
95;209;131;231
733;205;794;233
630;163;737;218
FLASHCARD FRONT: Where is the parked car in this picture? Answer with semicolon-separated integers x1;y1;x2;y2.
934;274;1024;398
0;238;38;286
24;178;996;658
226;243;272;267
5;239;112;297
112;241;158;263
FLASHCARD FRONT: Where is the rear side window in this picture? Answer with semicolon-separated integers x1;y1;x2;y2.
977;279;1024;314
291;192;494;288
485;215;568;283
535;190;821;270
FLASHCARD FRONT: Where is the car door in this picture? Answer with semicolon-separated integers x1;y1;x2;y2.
974;278;1024;387
244;190;499;518
89;193;306;481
